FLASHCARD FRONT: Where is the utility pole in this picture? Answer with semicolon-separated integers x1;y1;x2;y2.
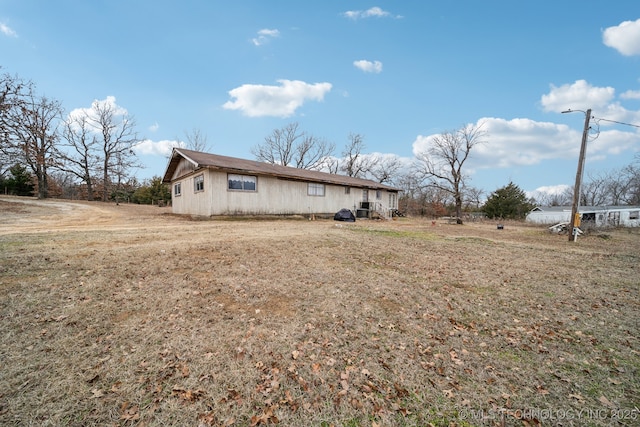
565;108;591;242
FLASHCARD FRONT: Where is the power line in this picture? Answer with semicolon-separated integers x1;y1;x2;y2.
593;117;640;129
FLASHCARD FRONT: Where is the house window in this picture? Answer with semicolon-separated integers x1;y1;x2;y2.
308;182;325;196
376;190;382;200
630;211;639;220
389;193;396;209
362;189;368;202
228;174;257;191
345;187;351;195
194;174;204;192
174;182;181;197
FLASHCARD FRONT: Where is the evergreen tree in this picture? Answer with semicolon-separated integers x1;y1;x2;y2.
132;176;170;205
6;163;35;196
483;182;534;219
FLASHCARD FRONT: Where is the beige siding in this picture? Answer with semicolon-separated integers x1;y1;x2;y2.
170;169;397;217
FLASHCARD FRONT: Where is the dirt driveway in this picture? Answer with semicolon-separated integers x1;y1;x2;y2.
0;196;175;233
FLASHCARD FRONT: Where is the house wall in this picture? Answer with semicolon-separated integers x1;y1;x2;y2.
526;211;571;224
170;169;398;217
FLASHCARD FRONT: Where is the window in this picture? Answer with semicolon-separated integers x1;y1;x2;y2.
376;190;382;200
228;174;256;191
345;187;351;195
389;193;396;209
174;182;181;197
362;189;369;202
630;211;639;220
194;174;204;192
308;182;325;196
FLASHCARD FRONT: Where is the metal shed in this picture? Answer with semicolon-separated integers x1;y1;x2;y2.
526;206;640;228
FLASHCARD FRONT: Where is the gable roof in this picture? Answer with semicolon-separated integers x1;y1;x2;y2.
162;148;401;191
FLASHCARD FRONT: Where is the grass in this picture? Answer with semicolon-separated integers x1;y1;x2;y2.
0;197;639;426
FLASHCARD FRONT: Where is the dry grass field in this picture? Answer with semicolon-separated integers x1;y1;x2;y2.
1;196;638;427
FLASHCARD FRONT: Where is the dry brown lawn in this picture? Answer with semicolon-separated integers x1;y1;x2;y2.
1;196;638;427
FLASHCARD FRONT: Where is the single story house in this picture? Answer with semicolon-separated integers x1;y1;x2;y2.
161;148;401;218
526;205;640;228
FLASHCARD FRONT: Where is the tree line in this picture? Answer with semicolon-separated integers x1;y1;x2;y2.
1;70;148;202
2;69;639;220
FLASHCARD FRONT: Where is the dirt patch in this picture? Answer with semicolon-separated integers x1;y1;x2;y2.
0;196;638;426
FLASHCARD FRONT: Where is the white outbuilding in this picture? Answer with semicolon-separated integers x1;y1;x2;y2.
526;206;640;228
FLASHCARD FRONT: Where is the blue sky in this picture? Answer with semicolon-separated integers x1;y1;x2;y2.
2;1;639;198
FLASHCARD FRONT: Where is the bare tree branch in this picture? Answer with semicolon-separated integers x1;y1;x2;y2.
184;128;211;152
252;122;334;170
413;122;487;223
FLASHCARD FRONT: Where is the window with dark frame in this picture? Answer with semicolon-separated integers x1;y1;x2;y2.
308;182;325;196
228;174;257;191
194;174;204;192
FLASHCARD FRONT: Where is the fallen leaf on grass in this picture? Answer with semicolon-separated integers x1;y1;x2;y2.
120;402;140;421
180;363;190;378
536;385;549;395
172;386;205;402
598;395;615;407
569;393;585;402
90;388;104;398
442;389;454;398
198;411;218;427
250;405;279;426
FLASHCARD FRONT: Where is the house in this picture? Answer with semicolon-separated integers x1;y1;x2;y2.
161;148;401;218
526;205;640;228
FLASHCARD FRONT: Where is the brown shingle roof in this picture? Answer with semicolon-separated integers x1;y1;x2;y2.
162;148;401;191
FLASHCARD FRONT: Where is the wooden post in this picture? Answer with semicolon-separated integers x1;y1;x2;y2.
568;108;591;242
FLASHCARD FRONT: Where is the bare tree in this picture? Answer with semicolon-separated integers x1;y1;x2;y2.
463;185;485;210
340;133;372;178
59;113;100;200
533;190;571;206
413;123;487;224
84;98;140;201
2;79;63;199
184;128;211;152
580;171;612;206
368;153;402;184
610;163;640;206
252;122;334;170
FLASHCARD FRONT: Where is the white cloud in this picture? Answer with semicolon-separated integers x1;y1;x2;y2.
68;96;128;122
251;28;280;46
620;89;640;100
148;122;159;132
526;185;571;202
413;118;582;170
353;59;383;73
0;22;17;38
412;115;640;174
343;7;397;20
532;185;570;195
133;139;184;156
222;79;332;118
540;80;615;113
603;18;640;56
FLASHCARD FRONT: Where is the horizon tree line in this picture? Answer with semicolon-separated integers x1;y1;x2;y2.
2;70;639;220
